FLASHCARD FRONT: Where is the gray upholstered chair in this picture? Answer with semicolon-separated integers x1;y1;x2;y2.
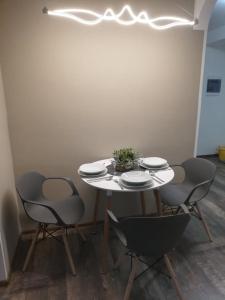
108;205;190;300
159;157;216;242
16;171;85;275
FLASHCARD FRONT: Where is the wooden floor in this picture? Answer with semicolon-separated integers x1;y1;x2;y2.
1;157;225;300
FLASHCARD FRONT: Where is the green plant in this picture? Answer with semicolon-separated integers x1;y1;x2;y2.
113;148;139;171
113;147;138;162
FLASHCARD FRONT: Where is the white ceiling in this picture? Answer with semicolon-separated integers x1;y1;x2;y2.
208;0;225;30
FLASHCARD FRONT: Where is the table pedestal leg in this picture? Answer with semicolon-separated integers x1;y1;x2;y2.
140;192;146;215
154;189;162;216
92;189;100;233
102;190;112;274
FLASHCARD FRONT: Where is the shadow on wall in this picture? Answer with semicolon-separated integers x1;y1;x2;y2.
1;190;20;264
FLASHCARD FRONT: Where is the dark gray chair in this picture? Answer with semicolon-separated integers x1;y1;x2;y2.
108;205;190;300
159;157;216;242
16;171;85;275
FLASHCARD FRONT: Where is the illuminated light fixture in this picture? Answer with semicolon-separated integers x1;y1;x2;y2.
42;5;197;30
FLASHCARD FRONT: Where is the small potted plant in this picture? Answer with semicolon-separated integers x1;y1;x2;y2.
113;147;139;172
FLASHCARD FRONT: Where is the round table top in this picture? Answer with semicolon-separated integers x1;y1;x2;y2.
79;158;174;192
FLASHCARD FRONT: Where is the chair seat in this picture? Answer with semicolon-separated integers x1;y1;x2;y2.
160;181;208;207
25;195;84;225
160;183;192;207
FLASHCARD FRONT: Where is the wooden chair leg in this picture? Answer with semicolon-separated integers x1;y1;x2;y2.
124;256;138;300
62;232;76;276
42;224;47;239
92;189;100;233
164;254;185;300
195;202;213;242
153;189;162;216
140;192;146;215
23;224;41;272
113;251;126;270
101;194;113;274
75;224;86;242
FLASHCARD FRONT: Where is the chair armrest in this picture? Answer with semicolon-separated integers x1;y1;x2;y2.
179;204;190;214
46;177;79;195
184;179;212;205
169;164;185;184
170;164;183;168
22;199;65;225
107;210;119;223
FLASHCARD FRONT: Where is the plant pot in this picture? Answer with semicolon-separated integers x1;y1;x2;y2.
114;160;137;172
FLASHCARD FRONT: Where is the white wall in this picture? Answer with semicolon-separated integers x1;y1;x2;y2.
194;0;216;30
0;66;21;281
208;25;225;45
0;0;204;231
197;14;225;155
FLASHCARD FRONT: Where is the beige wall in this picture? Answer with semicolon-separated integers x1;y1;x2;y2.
0;66;20;281
0;0;204;230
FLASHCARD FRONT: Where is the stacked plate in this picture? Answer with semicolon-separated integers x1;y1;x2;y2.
119;171;153;189
140;157;169;170
78;163;107;177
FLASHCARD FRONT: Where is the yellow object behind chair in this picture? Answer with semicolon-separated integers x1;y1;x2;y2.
218;146;225;161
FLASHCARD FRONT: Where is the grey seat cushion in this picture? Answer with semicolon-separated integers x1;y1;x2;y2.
160;158;216;208
160;183;192;206
25;195;84;225
160;181;208;207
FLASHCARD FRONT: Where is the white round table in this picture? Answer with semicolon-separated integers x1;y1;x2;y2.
81;158;174;192
79;158;174;272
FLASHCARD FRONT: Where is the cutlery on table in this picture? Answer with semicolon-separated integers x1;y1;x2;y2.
150;167;172;172
86;175;113;182
151;173;165;183
113;177;125;190
150;176;163;184
144;170;164;184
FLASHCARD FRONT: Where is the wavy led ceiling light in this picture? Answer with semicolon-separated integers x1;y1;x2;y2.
42;5;197;30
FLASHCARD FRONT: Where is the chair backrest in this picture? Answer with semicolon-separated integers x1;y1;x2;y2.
182;158;216;185
16;171;46;202
108;210;190;257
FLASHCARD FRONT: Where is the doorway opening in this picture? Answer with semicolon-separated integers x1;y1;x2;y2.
196;0;225;157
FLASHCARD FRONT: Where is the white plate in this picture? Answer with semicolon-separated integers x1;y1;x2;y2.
78;168;108;178
119;178;153;189
79;163;106;175
121;171;152;186
140;161;169;170
142;157;168;168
